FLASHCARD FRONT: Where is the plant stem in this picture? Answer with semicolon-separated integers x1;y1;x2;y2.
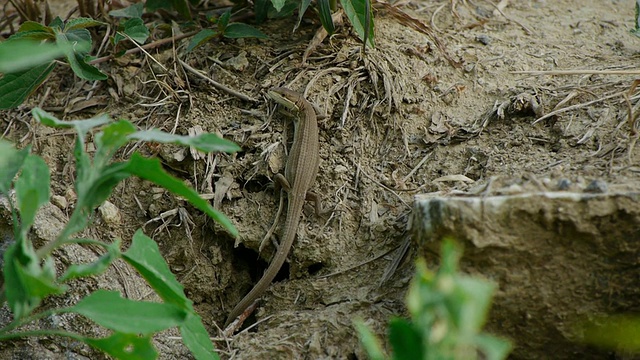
90;31;198;65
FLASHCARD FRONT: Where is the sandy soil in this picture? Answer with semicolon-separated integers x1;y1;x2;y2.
1;0;640;359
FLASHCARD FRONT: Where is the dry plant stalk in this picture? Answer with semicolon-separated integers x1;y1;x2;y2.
8;0;52;24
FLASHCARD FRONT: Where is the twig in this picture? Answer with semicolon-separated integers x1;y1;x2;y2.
532;91;624;125
402;151;433;183
513;69;640;76
490;0;533;35
179;59;258;102
90;31;198;65
353;161;411;208
318;243;401;278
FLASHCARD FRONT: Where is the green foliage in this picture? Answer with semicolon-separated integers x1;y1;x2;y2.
146;0;193;19
317;0;335;35
0;17;106;109
357;239;512;360
109;3;150;45
0;109;239;359
579;315;640;352
0;0;376;108
341;0;374;49
186;9;267;52
633;0;640;37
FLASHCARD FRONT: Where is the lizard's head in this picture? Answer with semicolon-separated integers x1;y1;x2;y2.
268;87;301;112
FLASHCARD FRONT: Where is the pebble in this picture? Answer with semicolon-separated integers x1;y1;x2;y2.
98;201;121;225
556;178;571;191
585;179;607;193
51;195;68;210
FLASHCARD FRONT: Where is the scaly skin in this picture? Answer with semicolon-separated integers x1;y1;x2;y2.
225;87;320;327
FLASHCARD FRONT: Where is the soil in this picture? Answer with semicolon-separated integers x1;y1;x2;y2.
1;0;640;359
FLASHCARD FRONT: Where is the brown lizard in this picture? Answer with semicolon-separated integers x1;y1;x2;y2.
224;87;320;327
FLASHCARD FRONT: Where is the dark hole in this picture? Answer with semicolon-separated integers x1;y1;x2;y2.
307;262;324;276
243;175;273;193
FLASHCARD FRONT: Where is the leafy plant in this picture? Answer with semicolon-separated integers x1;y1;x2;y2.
0;108;240;359
6;0;52;25
109;3;150;46
143;0;374;49
1;0;375;109
357;239;512;360
187;9;268;52
633;0;640;37
0;16;106;109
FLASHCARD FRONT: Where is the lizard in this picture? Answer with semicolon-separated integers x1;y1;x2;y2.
224;87;321;327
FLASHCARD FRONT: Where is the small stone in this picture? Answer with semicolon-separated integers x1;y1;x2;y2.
148;203;160;217
225;51;249;71
585;179;607;194
334;165;348;174
51;195;68;210
98;201;121;225
65;188;77;204
556;179;571;191
501;184;523;194
476;34;491;45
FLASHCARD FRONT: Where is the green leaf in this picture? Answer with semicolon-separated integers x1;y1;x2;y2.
186;29;218;53
223;23;268;39
453;276;495;333
270;0;286;12
67;52;108;81
0;62;56;109
70;290;188;334
93;120;137;166
581;315;640;352
406;258;434;319
84;333;157;360
60;28;93;54
267;0;298;18
4;241;65;319
123;230;192;310
59;240;122;282
0;40;62;73
145;0;170;12
65;18;106;31
123;154;238;236
128;130;240;154
389;318;422;360
340;0;374;48
181;313;220;360
145;0;190;18
254;0;270;24
218;10;231;32
109;2;144;18
355;320;386;360
171;0;192;19
32;108;112;138
17;21;54;34
634;1;640;37
14;154;50;233
294;0;313;31
14;254;66;300
0;141;30;194
121;18;149;44
317;0;335;34
4;243;38;319
439;238;461;274
55;29;107;81
7;30;56;42
49;17;64;29
474;334;512;360
79;162;131;211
